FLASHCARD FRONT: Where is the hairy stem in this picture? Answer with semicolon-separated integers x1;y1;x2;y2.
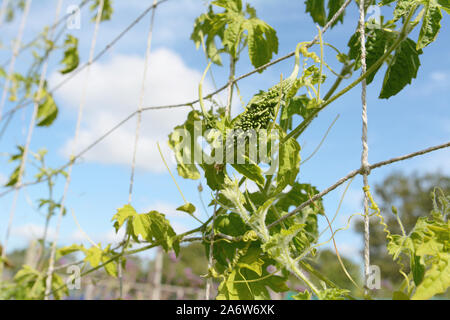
226;56;236;118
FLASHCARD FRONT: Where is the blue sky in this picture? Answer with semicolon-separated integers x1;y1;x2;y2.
0;0;449;265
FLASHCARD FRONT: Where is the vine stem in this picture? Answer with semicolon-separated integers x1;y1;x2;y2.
205;191;219;300
300;114;339;165
120;0;159;299
267;140;450;229
44;0;106;299
289;256;320;297
225;56;236;118
199;61;212;118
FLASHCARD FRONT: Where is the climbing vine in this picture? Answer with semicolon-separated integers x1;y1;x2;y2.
0;0;449;300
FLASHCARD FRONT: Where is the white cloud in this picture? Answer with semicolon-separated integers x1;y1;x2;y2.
11;223;57;242
10;222;127;247
414;70;450;95
336;242;361;260
430;71;449;82
171;222;190;234
50;48;216;173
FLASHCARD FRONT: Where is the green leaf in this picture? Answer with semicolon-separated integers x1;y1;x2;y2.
327;0;346;27
132;210;179;253
112;204;137;231
266;275;290;293
36;90;58;127
262;224;304;258
391;0;417;21
210;212;249;267
176;202;196;215
276;137;301;192
379;38;422;99
243;18;278;69
386;189;450;300
202;163;225;190
317;287;350;300
437;0;450;13
5;146;24;187
305;0;326;26
393;290;411;300
222;13;245;57
83;244;117;278
236;246;264;276
273;182;322;248
132;214;153;240
293;290;311;300
191;2;278;69
84;246;102;267
348;29;395;84
190;8;224;66
12;265;68;300
102;254;118;278
417;2;443;50
13;265;40;283
212;0;242;12
282;95;314;129
5;166;20;187
168;111;202;180
56;244;84;261
90;0;113;21
232;161;265;187
412;253;450;300
216;251;280;300
305;0;348;28
379;0;397;6
412;254;425;286
59;35;79;74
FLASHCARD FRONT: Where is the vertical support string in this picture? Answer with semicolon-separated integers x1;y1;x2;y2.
118;0;158;300
44;0;105;299
0;0;34;281
128;0;157;204
358;0;371;295
0;0;31;122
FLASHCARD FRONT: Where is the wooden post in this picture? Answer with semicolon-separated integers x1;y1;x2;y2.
151;247;163;300
24;239;38;269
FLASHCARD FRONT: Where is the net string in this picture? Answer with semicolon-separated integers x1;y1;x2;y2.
0;0;32;122
0;0;56;279
44;0;106;299
118;0;159;300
